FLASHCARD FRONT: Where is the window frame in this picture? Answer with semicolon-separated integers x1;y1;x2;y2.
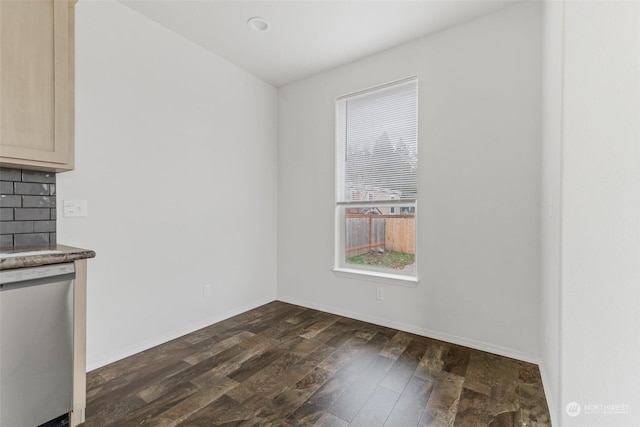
333;77;419;287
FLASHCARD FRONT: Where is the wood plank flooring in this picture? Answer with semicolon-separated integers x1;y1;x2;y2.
81;301;551;427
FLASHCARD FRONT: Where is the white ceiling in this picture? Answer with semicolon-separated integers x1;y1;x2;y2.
119;0;520;87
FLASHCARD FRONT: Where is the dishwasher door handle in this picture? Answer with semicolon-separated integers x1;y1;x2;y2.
0;262;75;288
0;271;76;291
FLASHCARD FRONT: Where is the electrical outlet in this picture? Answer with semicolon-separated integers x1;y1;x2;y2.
63;200;88;217
203;284;212;298
376;287;384;301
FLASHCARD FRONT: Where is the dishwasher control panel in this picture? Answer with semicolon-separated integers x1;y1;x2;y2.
0;263;75;285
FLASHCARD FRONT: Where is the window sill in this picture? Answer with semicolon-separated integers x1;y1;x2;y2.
332;267;419;287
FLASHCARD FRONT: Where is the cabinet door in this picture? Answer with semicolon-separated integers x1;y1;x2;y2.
0;0;73;170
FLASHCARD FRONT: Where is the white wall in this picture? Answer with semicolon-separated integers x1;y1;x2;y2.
540;0;563;422
559;1;640;425
277;3;542;361
57;0;278;370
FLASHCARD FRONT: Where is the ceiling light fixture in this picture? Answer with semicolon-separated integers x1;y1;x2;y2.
247;17;270;32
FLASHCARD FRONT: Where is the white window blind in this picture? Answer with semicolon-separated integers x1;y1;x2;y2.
337;78;418;203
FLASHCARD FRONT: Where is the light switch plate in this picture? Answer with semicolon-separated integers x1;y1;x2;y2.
63;200;88;217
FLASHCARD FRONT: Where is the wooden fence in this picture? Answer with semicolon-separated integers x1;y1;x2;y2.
345;213;415;258
385;216;415;254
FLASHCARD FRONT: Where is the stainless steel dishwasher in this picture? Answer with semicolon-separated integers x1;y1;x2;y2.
0;263;75;427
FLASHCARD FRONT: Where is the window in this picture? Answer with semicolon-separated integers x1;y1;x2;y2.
335;78;418;283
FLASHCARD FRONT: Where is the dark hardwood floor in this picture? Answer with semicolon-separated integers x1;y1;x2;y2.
81;301;550;427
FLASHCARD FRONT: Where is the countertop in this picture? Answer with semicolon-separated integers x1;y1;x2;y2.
0;244;96;270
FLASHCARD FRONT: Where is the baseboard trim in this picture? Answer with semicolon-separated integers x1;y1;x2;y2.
277;296;539;364
538;361;559;426
89;295;544;384
87;296;276;371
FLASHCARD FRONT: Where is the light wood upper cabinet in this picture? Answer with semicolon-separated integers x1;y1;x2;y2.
0;0;76;172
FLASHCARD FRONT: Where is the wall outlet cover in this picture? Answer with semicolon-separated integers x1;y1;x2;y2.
63;200;88;217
